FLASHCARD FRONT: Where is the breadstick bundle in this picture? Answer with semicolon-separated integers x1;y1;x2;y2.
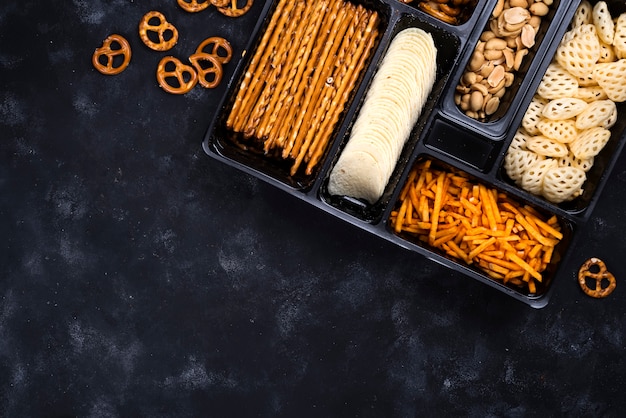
225;0;380;176
327;27;437;204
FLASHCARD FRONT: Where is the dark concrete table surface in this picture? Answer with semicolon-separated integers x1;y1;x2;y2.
1;0;625;416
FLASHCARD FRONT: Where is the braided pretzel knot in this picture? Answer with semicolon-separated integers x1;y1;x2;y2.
92;34;132;75
196;37;233;64
139;11;179;51
217;0;254;17
156;56;198;94
578;257;616;298
189;52;223;89
177;0;211;12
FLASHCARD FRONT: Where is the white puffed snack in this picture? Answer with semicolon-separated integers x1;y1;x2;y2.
569;126;611;159
542;97;588;120
522;96;548;135
504;148;544;184
521;158;558;196
592;1;615;44
537;118;578;143
571;0;592;28
542;166;587;203
576;85;608;102
327;28;437;204
558;153;594;173
593;59;626;102
509;130;531;150
536;63;579;100
598;40;617;63
613;13;626;59
555;24;601;78
526;136;570;157
575;99;617;130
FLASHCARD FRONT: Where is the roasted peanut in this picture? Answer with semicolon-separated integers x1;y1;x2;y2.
453;0;551;121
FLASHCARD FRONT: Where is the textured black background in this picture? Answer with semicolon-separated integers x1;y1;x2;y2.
1;0;625;416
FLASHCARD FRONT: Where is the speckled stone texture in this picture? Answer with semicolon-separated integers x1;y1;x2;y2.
1;0;626;417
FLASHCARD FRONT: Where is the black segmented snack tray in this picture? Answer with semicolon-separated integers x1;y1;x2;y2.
203;0;626;308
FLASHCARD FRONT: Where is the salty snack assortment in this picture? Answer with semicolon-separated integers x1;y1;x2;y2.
504;0;626;204
225;0;380;176
204;0;626;307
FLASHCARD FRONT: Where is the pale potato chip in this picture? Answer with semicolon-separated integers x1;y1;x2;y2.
522;96;548;135
569;126;611;159
571;1;592;28
575;99;617;129
328;27;437;204
576;85;608;102
593;59;626;102
526;136;570;157
504;148;544;184
592;1;615;44
542;166;586;203
537;118;578;143
536;63;579;100
521;158;559;196
542;97;588;120
613;13;626;59
555;24;601;78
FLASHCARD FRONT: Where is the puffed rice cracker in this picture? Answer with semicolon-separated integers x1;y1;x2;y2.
592;1;615;44
542;166;586;203
593;59;626;102
569;126;611;159
613;13;626;59
555;24;601;78
575;99;617;130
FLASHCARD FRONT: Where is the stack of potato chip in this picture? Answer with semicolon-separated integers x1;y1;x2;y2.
504;1;626;204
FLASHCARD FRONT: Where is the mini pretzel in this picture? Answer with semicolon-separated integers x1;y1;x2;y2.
139;11;179;51
177;0;211;12
217;0;254;17
156;56;198;94
92;34;132;75
189;52;224;88
578;257;616;298
196;37;233;64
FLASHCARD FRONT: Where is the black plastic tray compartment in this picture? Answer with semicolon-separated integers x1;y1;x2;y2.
319;11;463;223
204;0;392;192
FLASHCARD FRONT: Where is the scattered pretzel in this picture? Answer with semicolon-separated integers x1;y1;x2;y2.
156;56;198;94
177;0;211;13
217;0;254;17
209;0;231;7
139;11;179;51
189;52;224;88
92;34;132;75
578;257;616;298
196;36;233;64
